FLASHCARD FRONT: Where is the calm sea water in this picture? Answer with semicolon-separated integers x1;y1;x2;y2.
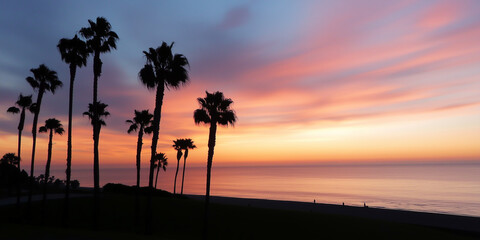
46;162;480;217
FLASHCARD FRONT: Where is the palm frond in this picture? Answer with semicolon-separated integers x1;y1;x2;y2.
194;109;210;125
26;76;39;89
139;64;157;89
7;107;20;114
29;103;37;113
195;91;237;126
127;124;137;133
57;34;89;68
17;94;33;107
48;78;63;94
39;126;47;133
218;110;237;126
144;126;154;134
185;138;196;149
84;101;110;126
55;127;65;135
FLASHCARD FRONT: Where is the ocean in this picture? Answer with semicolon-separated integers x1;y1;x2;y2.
45;161;480;217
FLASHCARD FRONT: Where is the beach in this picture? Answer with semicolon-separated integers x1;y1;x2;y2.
188;194;480;234
1;190;480;239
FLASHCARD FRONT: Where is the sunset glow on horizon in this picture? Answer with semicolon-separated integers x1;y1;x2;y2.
0;0;479;171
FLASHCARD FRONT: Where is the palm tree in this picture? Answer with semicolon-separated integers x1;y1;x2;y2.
138;42;189;234
126;110;154;189
39;118;64;218
25;64;62;211
79;17;118;108
172;140;183;195
126;109;153;227
57;34;89;224
7;94;33;171
7;94;33;205
80;19;118;227
83;101;110;229
179;139;195;195
153;153;168;189
194;91;236;240
172;138;196;195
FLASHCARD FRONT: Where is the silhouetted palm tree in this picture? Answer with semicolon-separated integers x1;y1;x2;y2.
83;101;109;229
138;42;189;233
153;153;168;189
172;139;183;194
57;34;89;223
126;109;153;227
25;64;62;211
172;138;196;195
7;94;33;207
80;19;118;229
7;94;33;171
194;91;236;240
79;17;118;107
126;110;154;189
179;138;195;195
39;118;64;219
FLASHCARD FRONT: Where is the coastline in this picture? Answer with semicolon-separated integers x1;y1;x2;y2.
187;194;480;234
4;188;478;234
2;191;479;239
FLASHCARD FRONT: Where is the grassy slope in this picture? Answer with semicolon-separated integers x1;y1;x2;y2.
0;193;477;240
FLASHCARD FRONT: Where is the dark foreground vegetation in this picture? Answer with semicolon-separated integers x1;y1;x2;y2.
0;185;477;240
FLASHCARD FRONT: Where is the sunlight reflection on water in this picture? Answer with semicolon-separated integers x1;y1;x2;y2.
48;162;480;217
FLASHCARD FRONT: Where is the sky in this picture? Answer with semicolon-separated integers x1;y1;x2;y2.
0;0;479;172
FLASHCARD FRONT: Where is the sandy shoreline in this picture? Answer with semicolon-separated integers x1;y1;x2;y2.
187;194;480;234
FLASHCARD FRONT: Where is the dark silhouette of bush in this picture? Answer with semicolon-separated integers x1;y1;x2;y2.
71;180;80;189
102;183;181;198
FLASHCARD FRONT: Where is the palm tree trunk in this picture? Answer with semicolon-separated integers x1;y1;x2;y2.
16;109;25;207
92;50;101;231
136;128;143;188
174;157;180;194
149;83;164;188
17;109;25;170
146;83;164;234
180;149;188;195
16;127;22;207
203;121;217;240
155;166;160;189
27;89;44;218
93;124;100;230
135;127;143;228
42;130;53;220
93;51;100;105
63;64;76;226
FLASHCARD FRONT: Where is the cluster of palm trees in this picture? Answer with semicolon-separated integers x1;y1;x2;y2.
5;16;237;237
172;138;196;195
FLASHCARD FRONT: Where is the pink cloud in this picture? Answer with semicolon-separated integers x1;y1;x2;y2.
417;1;464;29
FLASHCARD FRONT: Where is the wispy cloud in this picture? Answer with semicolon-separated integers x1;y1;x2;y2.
0;0;479;166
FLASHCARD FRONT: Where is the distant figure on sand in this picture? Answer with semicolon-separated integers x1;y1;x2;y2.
364;202;368;208
342;202;344;206
314;199;315;204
